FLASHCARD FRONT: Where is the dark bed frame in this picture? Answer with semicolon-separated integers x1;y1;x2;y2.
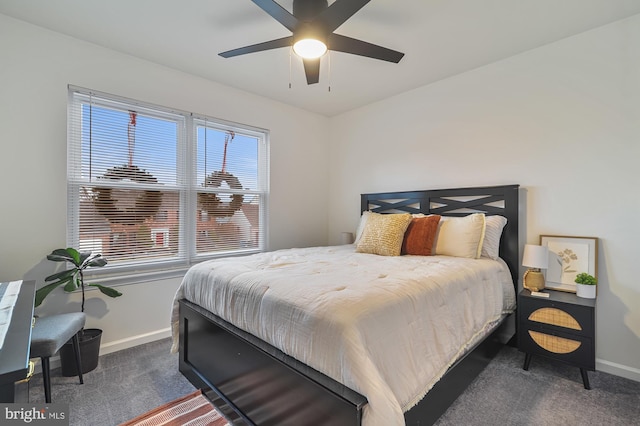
179;184;520;425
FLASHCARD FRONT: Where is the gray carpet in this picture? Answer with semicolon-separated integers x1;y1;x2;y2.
434;347;640;426
28;339;196;425
28;339;640;425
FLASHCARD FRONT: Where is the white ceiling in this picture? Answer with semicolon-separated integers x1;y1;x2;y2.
2;0;640;116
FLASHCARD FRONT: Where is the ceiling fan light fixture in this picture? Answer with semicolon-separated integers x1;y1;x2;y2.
219;0;405;85
293;38;327;59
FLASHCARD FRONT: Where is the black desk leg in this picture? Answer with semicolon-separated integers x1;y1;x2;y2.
523;354;532;371
580;368;591;390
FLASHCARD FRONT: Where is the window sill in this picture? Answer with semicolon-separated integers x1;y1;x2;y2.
84;267;189;288
83;248;263;288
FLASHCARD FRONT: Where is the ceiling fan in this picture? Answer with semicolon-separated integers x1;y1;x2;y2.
219;0;405;85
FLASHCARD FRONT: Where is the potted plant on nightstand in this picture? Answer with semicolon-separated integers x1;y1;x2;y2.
35;247;123;375
575;272;597;299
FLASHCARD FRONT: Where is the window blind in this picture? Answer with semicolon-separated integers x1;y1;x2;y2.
67;87;268;274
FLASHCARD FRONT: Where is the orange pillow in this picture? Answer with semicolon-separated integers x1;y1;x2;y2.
402;215;441;255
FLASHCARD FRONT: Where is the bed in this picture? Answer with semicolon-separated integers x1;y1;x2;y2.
172;184;520;425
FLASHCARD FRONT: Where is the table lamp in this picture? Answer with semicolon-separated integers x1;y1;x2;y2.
522;244;548;292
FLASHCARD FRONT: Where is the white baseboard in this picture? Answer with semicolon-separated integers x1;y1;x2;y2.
597;358;640;383
99;328;172;356
32;328;172;374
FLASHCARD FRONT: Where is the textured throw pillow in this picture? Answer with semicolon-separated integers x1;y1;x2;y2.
434;213;486;258
356;212;412;256
402;215;441;255
481;215;508;260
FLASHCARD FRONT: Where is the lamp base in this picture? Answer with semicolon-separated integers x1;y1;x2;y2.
524;270;545;292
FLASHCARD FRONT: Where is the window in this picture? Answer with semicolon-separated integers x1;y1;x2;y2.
67;87;268;275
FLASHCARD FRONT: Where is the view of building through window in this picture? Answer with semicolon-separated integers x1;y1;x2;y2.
68;88;268;272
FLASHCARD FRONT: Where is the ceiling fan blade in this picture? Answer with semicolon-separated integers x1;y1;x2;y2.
303;58;320;85
251;0;299;32
316;0;370;32
219;36;293;58
328;33;404;63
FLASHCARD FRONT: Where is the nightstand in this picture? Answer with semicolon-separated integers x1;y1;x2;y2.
518;289;595;389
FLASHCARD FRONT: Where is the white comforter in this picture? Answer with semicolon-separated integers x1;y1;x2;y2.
171;245;515;426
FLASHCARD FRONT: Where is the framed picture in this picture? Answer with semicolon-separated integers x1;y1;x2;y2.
539;235;598;293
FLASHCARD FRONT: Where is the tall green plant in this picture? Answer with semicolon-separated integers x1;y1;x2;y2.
35;248;123;312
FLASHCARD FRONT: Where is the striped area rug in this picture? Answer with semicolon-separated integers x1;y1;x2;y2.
120;390;229;426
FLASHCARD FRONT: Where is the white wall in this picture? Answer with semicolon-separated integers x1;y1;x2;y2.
0;14;330;352
2;11;638;383
328;15;640;380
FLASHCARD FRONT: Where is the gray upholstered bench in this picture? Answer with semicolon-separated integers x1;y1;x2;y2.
30;313;86;403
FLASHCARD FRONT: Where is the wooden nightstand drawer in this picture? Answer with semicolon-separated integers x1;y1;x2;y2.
519;324;594;369
519;296;593;338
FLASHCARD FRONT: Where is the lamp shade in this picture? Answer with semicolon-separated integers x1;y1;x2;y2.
522;244;549;269
293;39;327;59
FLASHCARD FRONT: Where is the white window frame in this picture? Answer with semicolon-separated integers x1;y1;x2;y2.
67;86;269;280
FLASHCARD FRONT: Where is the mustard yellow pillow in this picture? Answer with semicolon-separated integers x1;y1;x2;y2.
356;212;412;256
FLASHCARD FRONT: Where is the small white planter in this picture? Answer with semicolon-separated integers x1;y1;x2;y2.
576;283;596;299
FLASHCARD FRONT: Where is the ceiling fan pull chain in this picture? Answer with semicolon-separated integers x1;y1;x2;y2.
328;51;331;92
289;47;292;89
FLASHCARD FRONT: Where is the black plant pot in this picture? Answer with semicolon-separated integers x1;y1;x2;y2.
59;328;102;376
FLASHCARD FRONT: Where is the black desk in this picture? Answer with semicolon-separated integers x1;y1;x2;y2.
0;280;35;402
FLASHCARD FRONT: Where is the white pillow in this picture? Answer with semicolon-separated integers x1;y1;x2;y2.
434;213;486;259
354;211;371;244
481;215;507;260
